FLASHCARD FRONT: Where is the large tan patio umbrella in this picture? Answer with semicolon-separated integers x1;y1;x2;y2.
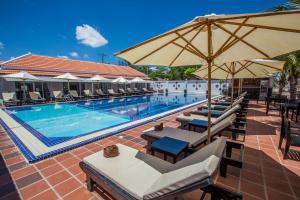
115;10;300;143
194;59;285;102
3;71;39;100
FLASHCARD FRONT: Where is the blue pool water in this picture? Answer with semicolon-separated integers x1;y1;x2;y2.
5;93;207;146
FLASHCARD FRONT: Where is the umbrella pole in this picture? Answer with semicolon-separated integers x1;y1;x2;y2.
238;79;241;96
231;77;234;105
241;78;243;94
92;82;94;94
23;80;26;102
206;22;213;144
42;82;44;98
68;80;70;93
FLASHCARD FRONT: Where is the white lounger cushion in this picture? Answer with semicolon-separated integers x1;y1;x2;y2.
2;92;17;101
176;114;218;123
83;144;161;199
144;155;219;199
83;143;221;199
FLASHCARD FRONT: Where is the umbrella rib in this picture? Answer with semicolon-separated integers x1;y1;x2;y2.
248;60;283;71
214;17;249;58
234;61;252;75
238;62;257;77
175;32;207;59
172;42;206;59
217;20;300;34
132;24;203;64
213;27;257;59
213;23;270;58
224;63;233;74
212;10;300;22
169;25;205;66
115;21;204;56
202;63;230;78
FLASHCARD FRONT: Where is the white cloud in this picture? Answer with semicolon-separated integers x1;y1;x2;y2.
0;42;4;49
69;52;79;57
76;24;108;48
57;55;69;59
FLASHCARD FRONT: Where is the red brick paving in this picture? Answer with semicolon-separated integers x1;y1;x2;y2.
0;101;299;200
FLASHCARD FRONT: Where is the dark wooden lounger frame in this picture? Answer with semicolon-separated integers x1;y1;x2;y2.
79;140;243;200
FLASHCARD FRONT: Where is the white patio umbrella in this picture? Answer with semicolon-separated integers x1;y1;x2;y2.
115;10;300;143
87;75;110;94
130;77;146;83
112;76;129;93
194;59;285;101
130;77;148;90
112;76;129;83
3;71;39;100
53;73;80;92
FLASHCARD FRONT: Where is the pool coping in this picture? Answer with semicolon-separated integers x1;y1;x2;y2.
0;94;220;163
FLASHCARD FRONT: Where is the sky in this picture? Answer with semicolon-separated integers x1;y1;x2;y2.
0;0;287;64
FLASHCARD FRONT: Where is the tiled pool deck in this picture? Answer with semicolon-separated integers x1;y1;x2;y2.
0;101;299;200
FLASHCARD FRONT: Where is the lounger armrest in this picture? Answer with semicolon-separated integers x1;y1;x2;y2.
202;184;242;200
230;127;246;140
220;141;244;177
235;116;246;122
233;121;247;128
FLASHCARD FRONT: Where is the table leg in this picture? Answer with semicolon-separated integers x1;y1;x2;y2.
173;156;176;164
163;153;167;161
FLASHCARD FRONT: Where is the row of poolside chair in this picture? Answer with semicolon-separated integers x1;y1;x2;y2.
1;87;156;105
80;93;249;199
2;92;46;106
52;88;156;102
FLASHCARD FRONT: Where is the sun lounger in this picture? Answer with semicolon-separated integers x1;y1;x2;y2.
118;88;127;95
95;89;109;98
108;89;122;97
69;90;84;100
127;88;139;95
176;104;240;128
142;114;236;151
133;88;143;94
143;88;153;93
52;91;65;102
2;92;20;106
83;89;98;99
29;92;46;103
79;137;242;200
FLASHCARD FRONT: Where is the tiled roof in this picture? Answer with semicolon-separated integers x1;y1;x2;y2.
0;53;148;79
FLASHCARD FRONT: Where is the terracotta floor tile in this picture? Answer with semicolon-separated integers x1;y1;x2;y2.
47;170;72;186
54;178;81;197
35;159;58;170
241;170;264;185
63;187;94;200
68;164;82;176
30;189;58;200
55;152;74;162
76;172;86;183
40;164;64;178
264;177;292;195
0;100;299;200
217;175;239;190
266;187;294;200
240;180;265;199
20;180;49;199
11;165;36;180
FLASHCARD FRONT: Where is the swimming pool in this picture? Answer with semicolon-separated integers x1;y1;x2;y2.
0;93;213;162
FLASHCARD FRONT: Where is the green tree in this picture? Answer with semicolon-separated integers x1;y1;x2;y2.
273;72;288;95
272;0;300;99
